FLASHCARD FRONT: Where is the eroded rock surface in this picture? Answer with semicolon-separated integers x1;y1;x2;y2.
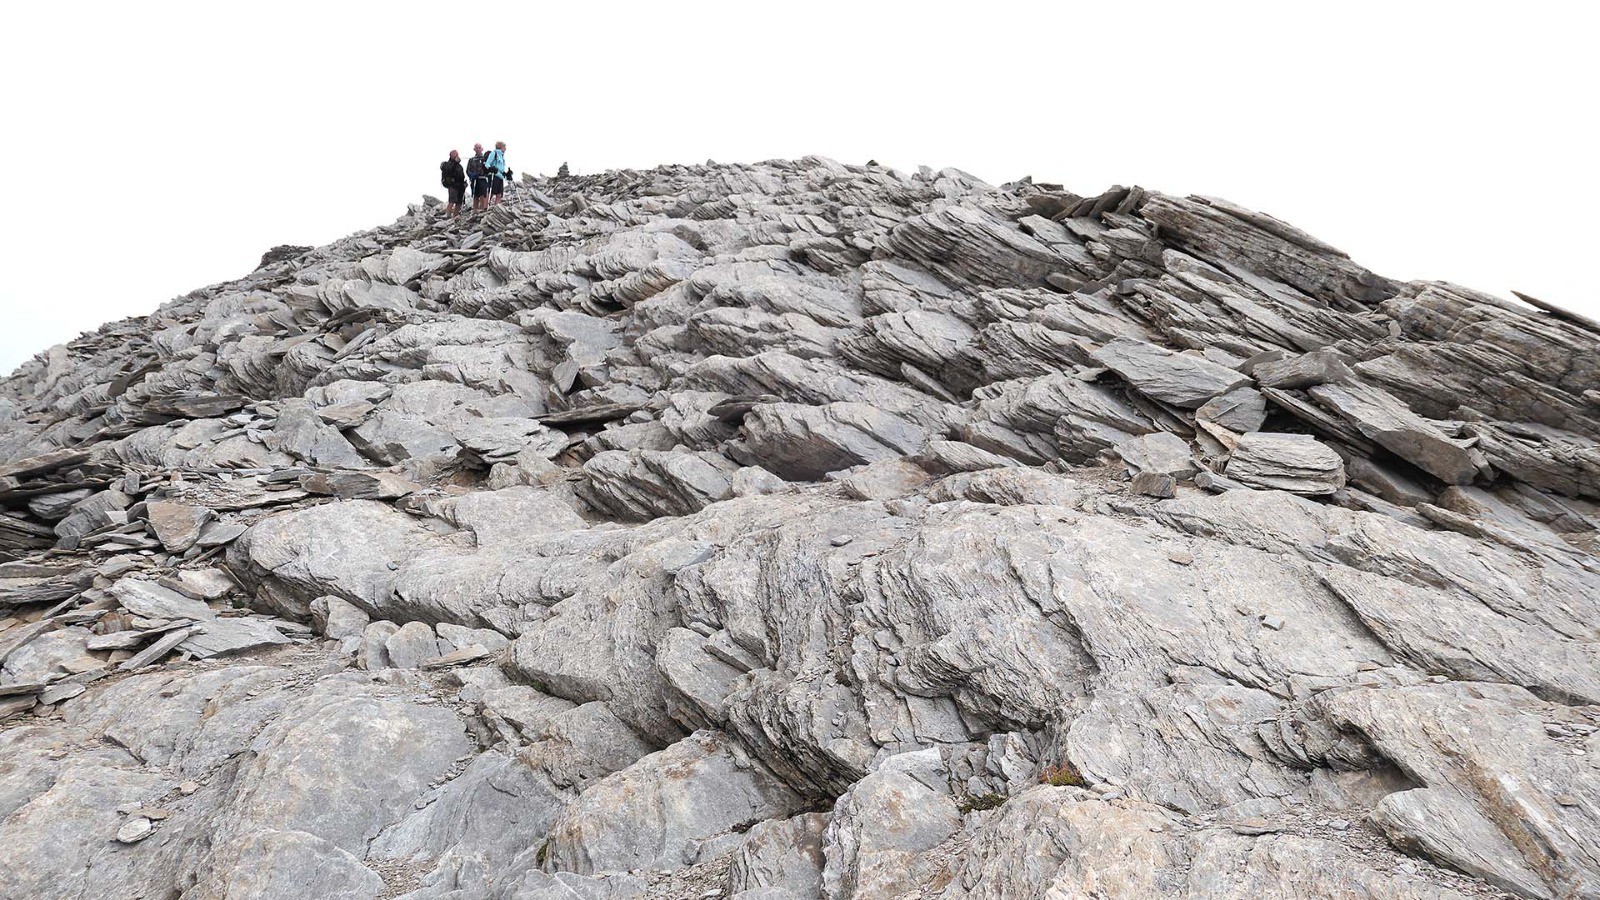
3;157;1596;899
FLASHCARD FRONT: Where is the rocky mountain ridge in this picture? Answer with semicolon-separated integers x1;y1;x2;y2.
1;156;1597;899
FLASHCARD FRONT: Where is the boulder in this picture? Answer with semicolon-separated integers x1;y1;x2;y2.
822;768;962;899
1195;387;1267;433
544;730;805;874
298;470;421;500
385;621;446;669
1224;432;1347;495
1309;381;1487;484
728;813;829;898
1113;432;1197;480
1091;339;1252;408
742;402;930;481
1253;349;1355;389
145;500;213;553
268;398;368;468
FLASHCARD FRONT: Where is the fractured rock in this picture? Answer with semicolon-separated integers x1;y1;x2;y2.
823;768;962;899
268;398;368;468
728;812;829;898
544;730;805;874
1113;432;1197;480
1309;381;1486;484
145;500;213;553
298;470;421;500
311;595;372;640
1091;338;1252;409
577;449;734;520
1225;432;1347;495
1253;349;1355;389
742;402;930;481
385;621;446;669
1196;387;1267;433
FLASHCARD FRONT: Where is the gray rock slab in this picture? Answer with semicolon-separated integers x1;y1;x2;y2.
1254;349;1355;389
218;675;470;856
577;449;734;521
385;621;445;669
1;626;97;684
743;402;930;481
169;568;238;601
54;489;130;545
221;829;382;900
435;622;509;653
1309;381;1485;484
545;730;805;874
117;625;201;671
1225;432;1347;495
26;487;94;521
229;500;449;619
1091;338;1252;408
1113;432;1197;479
111;577;214;621
195;520;248;547
311;595;372;640
268;398;369;469
729;812;829;897
298;470;421;500
0;448;91;479
839;459;931;501
822;768;962;899
179;616;292;660
1196;387;1268;433
1311;681;1599;898
370;749;565;889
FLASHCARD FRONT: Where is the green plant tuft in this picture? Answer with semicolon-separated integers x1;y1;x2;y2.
1040;761;1086;787
957;792;1007;814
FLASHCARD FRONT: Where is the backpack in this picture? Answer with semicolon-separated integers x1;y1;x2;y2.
440;161;452;188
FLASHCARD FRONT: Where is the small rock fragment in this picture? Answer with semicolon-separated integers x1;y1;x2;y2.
1130;471;1177;498
116;816;154;843
144;500;213;553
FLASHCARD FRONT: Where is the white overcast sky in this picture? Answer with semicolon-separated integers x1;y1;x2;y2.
1;2;1594;374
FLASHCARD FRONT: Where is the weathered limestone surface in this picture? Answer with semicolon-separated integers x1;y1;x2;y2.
2;157;1596;899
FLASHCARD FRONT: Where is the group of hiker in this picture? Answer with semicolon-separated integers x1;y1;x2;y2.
440;142;510;215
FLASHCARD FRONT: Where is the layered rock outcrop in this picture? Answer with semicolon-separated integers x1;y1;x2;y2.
2;157;1597;899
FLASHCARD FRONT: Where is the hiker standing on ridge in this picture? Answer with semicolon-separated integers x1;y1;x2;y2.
440;150;466;216
485;141;510;206
467;143;490;212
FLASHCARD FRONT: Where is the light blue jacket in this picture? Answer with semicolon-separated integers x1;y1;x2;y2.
485;149;507;177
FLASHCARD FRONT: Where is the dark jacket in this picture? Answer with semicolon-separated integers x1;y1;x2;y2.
441;158;466;189
466;152;488;181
